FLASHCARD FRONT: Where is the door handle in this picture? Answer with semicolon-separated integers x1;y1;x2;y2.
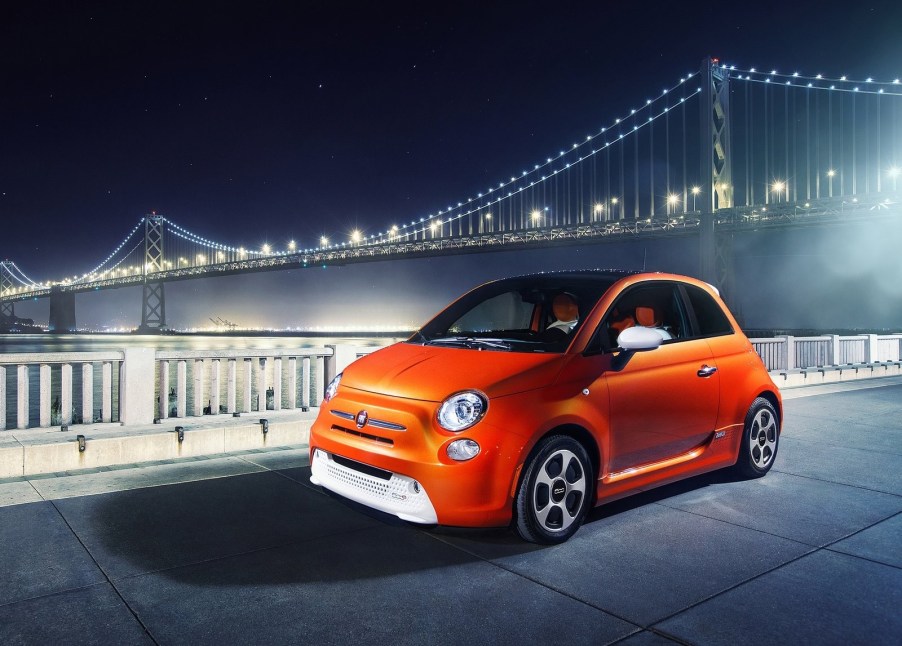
697;364;718;377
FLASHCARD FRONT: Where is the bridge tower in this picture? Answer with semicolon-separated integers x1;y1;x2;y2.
139;215;167;333
0;261;14;319
698;57;736;310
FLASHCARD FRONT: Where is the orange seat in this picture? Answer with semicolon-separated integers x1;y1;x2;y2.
552;293;578;323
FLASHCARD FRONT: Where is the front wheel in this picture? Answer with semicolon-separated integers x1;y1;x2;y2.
734;397;780;478
515;435;592;544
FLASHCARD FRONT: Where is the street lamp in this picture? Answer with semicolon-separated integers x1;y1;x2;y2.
350;230;361;245
771;180;786;203
320;236;328;248
261;243;271;255
593;203;604;220
827;169;836;197
691;186;701;211
888;166;900;192
610;197;619;219
530;209;542;226
667;194;680;215
288;240;296;252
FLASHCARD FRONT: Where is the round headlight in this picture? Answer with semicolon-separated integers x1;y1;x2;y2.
447;439;481;461
323;372;342;403
437;391;487;432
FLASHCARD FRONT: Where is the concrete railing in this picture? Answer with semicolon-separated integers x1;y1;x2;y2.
1;344;376;431
749;334;902;371
3;336;901;431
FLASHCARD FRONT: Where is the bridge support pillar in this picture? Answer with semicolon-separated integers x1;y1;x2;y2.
0;262;14;319
49;287;77;333
139;281;167;333
138;215;168;334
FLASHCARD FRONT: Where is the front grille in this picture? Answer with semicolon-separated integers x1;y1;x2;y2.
331;424;394;446
331;409;407;431
332;454;392;480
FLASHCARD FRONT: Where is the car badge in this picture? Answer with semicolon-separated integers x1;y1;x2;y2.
356;410;369;429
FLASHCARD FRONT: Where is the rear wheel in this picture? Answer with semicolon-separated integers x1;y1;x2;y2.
734;397;780;478
515;435;592;544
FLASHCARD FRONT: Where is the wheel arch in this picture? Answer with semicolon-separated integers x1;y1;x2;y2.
756;389;782;427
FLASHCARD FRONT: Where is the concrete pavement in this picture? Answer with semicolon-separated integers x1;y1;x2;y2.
0;378;900;645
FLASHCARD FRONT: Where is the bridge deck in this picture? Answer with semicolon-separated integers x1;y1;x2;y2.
1;377;899;644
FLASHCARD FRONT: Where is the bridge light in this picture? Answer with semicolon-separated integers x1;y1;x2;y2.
594;203;604;215
261;244;271;255
530;209;542;224
196;254;205;264
288;240;296;252
351;230;361;244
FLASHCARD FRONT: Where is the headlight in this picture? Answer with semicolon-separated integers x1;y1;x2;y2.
437;391;487;432
447;439;480;461
323;372;342;403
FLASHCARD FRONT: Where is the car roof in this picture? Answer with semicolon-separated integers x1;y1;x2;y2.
487;269;641;286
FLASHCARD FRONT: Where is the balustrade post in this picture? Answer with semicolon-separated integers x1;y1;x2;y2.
288;357;297;409
17;364;29;429
102;361;112;423
82;363;93;424
782;336;796;370
314;356;325;406
0;365;6;430
830;335;840;366
39;363;51;427
242;359;252;413
256;357;268;412
158;360;170;420
273;357;282;411
227;359;237;413
211;359;221;415
120;348;155;426
61;363;73;425
193;359;204;416
177;360;187;418
866;334;879;363
301;357;311;409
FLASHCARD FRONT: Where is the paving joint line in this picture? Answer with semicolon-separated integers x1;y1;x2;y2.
770;467;902;498
47;498;160;645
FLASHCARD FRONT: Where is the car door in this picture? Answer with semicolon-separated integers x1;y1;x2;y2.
599;282;720;474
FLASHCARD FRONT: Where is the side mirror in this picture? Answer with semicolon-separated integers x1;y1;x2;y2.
617;326;664;351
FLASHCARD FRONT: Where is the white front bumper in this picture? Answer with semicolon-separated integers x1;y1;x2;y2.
309;449;439;524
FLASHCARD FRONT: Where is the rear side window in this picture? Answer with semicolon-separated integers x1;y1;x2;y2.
685;285;733;336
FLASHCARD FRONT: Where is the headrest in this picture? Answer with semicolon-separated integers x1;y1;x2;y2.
552;293;578;322
635;306;659;327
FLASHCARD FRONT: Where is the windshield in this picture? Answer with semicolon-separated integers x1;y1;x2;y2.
410;274;619;353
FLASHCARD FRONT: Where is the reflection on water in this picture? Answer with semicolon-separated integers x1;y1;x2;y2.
1;334;400;430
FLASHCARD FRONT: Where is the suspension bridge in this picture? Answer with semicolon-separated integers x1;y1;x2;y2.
2;58;900;332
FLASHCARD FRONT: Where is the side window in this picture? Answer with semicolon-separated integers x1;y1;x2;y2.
684;285;733;337
589;282;688;352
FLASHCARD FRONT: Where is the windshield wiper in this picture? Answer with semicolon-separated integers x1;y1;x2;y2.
426;336;512;351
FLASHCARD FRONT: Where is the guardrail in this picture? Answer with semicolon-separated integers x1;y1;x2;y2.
748;334;902;371
3;335;901;431
1;345;375;431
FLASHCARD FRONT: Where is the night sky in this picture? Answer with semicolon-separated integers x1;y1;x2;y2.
2;2;901;331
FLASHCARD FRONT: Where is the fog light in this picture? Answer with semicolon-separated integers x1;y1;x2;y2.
447;439;480;461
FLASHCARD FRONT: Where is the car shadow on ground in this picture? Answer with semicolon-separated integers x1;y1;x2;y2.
75;464;747;586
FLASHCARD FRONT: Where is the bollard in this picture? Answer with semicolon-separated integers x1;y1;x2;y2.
260;418;269;435
76;435;86;452
175;426;185;443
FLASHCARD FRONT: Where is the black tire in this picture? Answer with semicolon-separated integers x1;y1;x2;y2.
734;397;780;479
515;435;592;544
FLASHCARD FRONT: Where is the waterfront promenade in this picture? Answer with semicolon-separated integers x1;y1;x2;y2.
1;376;900;644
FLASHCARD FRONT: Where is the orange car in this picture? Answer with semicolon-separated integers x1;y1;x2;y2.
309;271;782;543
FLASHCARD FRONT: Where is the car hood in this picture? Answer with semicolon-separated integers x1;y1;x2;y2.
341;342;567;401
